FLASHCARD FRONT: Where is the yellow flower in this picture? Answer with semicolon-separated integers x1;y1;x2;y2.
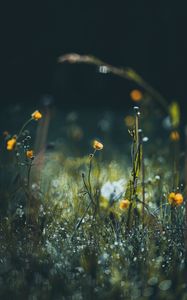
130;89;143;102
168;192;176;205
26;150;34;159
168;192;183;206
119;199;130;210
174;193;183;205
7;137;17;151
93;140;103;150
170;131;180;142
31;110;42;121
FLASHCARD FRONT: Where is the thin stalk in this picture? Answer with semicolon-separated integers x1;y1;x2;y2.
26;161;32;225
17;118;33;141
75;200;92;231
88;150;96;195
140;135;145;225
172;140;180;191
135;112;139;151
27;161;32;188
126;108;142;233
82;173;95;207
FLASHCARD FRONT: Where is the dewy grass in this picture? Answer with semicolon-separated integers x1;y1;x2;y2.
0;69;187;299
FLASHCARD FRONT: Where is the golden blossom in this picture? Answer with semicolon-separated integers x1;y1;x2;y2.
26;150;34;159
7;138;17;151
31;110;42;121
119;199;130;210
93;140;103;151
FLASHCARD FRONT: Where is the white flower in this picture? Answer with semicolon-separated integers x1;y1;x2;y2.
101;179;125;203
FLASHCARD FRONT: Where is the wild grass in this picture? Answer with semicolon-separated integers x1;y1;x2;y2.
0;58;187;299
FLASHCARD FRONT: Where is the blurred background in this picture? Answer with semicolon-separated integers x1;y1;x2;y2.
1;1;187;110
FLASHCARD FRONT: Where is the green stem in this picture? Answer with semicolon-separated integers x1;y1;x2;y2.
27;161;32;188
82;174;95;207
88;155;94;195
172;140;180;190
75;200;92;231
17;118;33;141
141;139;145;225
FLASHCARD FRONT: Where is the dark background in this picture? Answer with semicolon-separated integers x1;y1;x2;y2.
1;0;187;111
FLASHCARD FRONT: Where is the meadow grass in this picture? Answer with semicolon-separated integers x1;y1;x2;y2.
0;61;187;299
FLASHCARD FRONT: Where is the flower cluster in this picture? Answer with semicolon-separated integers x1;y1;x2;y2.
6;110;42;151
